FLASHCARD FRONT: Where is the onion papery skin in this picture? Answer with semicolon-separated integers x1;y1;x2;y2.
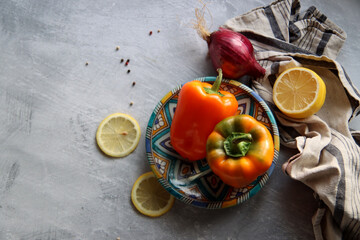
208;28;265;79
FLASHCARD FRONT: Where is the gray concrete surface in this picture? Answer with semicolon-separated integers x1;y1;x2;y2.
0;0;359;239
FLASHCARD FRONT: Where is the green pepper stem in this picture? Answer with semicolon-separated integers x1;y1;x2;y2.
211;68;223;92
224;132;252;158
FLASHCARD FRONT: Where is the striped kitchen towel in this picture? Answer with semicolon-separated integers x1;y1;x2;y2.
223;0;360;239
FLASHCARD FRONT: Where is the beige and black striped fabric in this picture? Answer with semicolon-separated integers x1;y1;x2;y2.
223;0;360;239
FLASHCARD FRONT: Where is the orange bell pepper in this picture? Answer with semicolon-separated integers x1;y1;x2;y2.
170;69;238;161
206;114;274;188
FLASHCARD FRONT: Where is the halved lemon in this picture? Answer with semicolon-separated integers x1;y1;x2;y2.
273;67;326;119
96;113;141;157
131;172;175;217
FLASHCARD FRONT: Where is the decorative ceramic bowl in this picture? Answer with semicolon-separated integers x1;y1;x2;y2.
145;77;280;209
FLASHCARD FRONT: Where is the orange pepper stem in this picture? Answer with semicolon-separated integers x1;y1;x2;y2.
223;132;252;157
203;68;224;96
211;68;223;92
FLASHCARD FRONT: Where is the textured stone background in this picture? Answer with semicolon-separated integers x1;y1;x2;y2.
0;0;359;239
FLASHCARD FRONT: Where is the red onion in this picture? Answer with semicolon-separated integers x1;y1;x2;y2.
207;28;265;79
193;8;265;79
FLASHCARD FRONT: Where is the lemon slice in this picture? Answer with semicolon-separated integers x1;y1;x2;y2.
96;113;141;157
273;67;326;119
131;172;175;217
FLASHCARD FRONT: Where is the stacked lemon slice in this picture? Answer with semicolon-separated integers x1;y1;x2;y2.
131;172;175;217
